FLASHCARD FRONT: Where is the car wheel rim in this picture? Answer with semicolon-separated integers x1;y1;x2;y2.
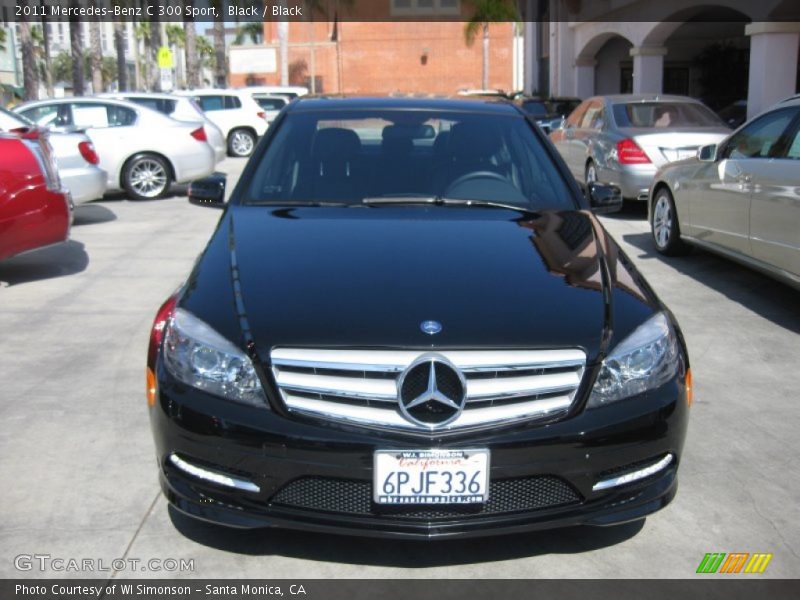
232;132;254;156
129;159;167;198
653;195;672;248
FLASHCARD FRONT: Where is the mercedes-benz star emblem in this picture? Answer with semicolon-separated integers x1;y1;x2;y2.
420;320;442;335
397;355;467;428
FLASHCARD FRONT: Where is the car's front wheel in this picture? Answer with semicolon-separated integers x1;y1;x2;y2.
228;128;256;157
122;154;172;201
651;187;689;256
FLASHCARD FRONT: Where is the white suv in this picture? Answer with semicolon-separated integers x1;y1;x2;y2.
176;90;267;157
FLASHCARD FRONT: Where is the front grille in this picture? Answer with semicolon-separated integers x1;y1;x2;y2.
271;476;581;519
270;348;586;431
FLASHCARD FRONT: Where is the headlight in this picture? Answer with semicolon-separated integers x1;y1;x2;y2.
163;308;267;407
588;312;680;407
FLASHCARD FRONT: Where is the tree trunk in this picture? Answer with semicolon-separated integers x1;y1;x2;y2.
184;18;199;89
69;19;84;96
90;21;103;93
114;22;127;92
278;15;289;86
149;10;162;91
213;18;227;87
482;23;489;90
19;19;39;101
40;14;54;96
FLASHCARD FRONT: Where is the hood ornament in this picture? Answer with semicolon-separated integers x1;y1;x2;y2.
420;320;442;335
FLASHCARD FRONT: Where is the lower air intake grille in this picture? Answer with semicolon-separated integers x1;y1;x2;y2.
271;476;581;519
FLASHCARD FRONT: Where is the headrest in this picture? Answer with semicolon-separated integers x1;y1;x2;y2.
312;128;361;160
381;126;414;154
449;122;503;160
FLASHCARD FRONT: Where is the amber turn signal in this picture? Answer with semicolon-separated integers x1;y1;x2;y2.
146;367;157;407
685;368;693;407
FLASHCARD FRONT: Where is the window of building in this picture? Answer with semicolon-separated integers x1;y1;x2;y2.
390;0;460;15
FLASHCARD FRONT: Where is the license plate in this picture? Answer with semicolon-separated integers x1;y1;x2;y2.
373;449;490;505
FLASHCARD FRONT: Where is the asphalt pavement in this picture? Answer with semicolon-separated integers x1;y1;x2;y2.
1;158;798;579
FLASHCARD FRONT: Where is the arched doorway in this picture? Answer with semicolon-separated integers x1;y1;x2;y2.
573;31;634;98
642;6;752;111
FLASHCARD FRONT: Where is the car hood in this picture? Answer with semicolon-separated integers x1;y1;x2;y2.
182;206;659;365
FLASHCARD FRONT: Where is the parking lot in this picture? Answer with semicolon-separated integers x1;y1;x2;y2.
1;156;798;579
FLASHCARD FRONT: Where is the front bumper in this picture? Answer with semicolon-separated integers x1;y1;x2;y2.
150;367;689;539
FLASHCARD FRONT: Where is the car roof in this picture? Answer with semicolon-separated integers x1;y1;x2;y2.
597;94;704;104
101;92;185;101
287;95;521;115
17;96;147;111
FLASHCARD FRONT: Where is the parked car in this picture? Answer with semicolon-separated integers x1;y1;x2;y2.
550;94;731;201
717;100;748;129
514;96;582;134
238;85;308;100
0;129;72;261
650;96;800;290
147;96;691;538
175;89;268;157
251;94;288;125
0;106;107;205
14;98;215;200
98;92;226;164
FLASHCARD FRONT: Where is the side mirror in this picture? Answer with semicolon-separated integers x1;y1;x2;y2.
587;182;623;214
698;143;718;162
188;174;226;208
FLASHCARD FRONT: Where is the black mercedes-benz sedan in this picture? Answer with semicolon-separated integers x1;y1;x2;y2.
147;96;691;539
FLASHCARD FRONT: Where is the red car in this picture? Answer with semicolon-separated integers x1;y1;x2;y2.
0;128;72;261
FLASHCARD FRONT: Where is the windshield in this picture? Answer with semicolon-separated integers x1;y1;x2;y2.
245;109;575;210
613;101;725;128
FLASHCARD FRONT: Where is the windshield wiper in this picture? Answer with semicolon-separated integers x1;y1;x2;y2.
362;196;539;214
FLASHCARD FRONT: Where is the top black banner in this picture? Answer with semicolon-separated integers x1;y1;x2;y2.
2;0;800;24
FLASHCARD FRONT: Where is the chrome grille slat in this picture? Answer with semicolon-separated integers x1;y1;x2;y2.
271;348;586;432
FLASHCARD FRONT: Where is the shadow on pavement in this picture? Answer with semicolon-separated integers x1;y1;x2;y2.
168;506;644;567
602;200;649;221
622;231;800;334
73;203;117;226
101;186;188;203
0;240;89;286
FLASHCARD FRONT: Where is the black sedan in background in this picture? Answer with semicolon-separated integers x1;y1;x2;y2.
147;96;691;539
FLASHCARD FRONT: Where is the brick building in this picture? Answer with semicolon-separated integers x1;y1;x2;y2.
228;8;521;95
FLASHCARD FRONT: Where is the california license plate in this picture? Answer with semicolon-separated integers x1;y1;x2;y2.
373;449;490;505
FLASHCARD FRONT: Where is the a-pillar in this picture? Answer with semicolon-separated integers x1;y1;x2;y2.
630;46;667;94
745;22;800;119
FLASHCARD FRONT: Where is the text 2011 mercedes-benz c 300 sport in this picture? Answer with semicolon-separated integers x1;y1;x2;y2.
147;97;691;539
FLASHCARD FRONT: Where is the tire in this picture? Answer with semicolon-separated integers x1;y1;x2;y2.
585;160;598;186
651;187;689;256
122;153;172;201
228;128;256;157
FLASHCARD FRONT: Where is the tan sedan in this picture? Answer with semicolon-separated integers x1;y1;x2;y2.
649;96;800;290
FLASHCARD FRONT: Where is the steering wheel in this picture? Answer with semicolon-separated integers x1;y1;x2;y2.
444;171;509;196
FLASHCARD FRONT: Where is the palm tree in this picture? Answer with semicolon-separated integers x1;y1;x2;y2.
39;7;54;97
69;17;84;95
212;16;226;87
134;22;151;90
166;25;185;87
90;22;103;93
148;1;163;91
233;22;262;45
184;14;200;89
114;23;128;92
0;27;6;53
19;19;39;101
464;0;519;90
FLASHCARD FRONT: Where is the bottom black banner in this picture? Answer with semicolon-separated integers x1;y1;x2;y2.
2;579;800;600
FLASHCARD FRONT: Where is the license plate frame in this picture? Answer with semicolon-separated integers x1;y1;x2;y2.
373;448;490;505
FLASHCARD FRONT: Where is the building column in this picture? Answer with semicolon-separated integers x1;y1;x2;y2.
574;58;596;99
745;23;800;119
630;46;666;94
523;19;539;95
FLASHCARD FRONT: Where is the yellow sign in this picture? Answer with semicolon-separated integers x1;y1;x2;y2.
157;47;174;69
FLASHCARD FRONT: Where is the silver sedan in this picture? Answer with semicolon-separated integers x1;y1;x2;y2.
649;96;800;290
550;94;730;201
14;98;215;201
0;106;107;205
